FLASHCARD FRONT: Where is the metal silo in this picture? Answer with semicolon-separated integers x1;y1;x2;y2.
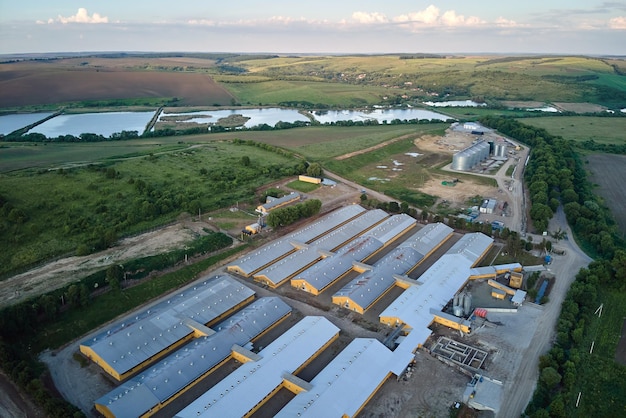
453;151;470;171
463;293;472;316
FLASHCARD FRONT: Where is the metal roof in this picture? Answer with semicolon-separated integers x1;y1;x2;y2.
275;338;401;418
380;233;494;355
228;205;366;276
293;214;416;292
398;222;453;256
293;236;384;292
364;213;416;245
253;209;388;286
95;297;291;418
445;232;493;264
333;223;453;311
81;275;254;376
257;192;300;212
174;316;340;418
469;263;522;277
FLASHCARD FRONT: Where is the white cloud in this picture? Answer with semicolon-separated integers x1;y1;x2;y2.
52;8;109;24
393;5;483;28
608;16;626;29
351;12;388;24
495;17;520;28
395;5;440;25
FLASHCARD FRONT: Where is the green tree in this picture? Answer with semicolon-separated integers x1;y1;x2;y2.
106;264;123;291
540;366;562;391
306;163;323;178
241;156;251;166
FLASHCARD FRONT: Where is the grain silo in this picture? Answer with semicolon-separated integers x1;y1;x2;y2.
452;151;471;171
494;141;508;158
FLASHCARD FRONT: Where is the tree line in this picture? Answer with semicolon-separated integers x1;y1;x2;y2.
481;115;626;417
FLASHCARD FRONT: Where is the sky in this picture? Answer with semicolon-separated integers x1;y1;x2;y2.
0;1;625;55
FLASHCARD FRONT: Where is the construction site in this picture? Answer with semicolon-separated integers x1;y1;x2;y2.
59;203;557;418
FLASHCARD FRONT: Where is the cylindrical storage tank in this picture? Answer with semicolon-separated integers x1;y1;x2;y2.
498;142;508;157
463;293;472;316
458;293;465;309
453;152;470;171
478;141;489;161
453;305;464;317
465;148;476;170
453;293;459;307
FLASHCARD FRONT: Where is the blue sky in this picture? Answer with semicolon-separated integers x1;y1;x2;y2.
1;1;625;55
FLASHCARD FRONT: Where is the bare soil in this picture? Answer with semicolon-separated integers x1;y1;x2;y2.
553;102;608;113
0;221;209;308
0;62;234;107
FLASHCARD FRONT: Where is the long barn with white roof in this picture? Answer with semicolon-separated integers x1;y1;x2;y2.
227;204;366;277
253;209;389;287
332;223;454;314
80;275;255;381
291;213;417;295
174;316;340;418
94;297;291;418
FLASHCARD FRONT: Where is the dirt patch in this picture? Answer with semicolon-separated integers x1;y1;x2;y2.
420;178;496;206
0;221;209;308
501;100;546;108
553;102;607;113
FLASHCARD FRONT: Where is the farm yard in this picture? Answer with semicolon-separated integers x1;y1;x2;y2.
1;51;626;418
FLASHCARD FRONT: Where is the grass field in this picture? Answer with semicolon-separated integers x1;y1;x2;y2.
285;180;320;193
585;153;626;238
571;288;626;417
0;142;298;274
4;54;624;112
517;116;626;144
223;79;395;107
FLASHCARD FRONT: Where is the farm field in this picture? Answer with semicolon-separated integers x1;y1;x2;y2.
518;116;626;144
0;124;446;172
2;54;625;113
0;64;234;108
585;153;626;238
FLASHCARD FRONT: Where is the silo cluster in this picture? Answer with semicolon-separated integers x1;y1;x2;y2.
451;140;490;171
492;140;508;158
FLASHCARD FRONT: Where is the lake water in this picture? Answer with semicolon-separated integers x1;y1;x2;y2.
422;100;486;107
0;113;54;135
526;106;560;113
29;111;156;137
311;108;450;124
159;108;310;128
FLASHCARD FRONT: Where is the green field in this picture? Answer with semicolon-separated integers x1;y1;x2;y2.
517;116;626;144
224;79;394;107
571;289;626;416
215;55;626;106
0;142;299;275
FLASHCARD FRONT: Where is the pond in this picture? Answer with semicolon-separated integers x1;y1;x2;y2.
28;111;157;137
310;108;450;124
422;100;486;107
158;108;310;128
526;106;560;113
0;113;54;135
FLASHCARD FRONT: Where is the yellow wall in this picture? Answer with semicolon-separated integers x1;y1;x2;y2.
331;296;365;314
432;314;471;333
298;175;322;184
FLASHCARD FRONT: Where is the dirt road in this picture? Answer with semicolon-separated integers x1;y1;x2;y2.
497;206;592;418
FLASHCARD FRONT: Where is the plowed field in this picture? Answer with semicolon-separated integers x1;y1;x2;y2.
0;64;234;107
